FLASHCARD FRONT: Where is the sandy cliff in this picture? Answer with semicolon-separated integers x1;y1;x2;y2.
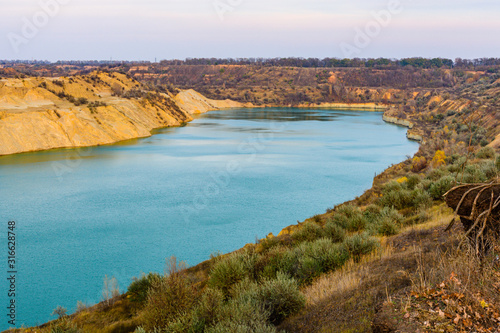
175;89;250;114
0;73;247;156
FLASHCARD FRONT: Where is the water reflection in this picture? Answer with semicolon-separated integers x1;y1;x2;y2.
203;108;371;122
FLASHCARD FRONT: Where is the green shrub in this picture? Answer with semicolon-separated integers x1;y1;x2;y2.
480;160;497;180
271;248;302;280
127;273;160;306
208;250;257;296
305;239;349;274
259;246;290;280
447;156;467;173
405;174;421;190
475;146;495;159
411;188;432;209
164;312;197;333
378;220;399;236
461;164;487;183
142;258;198;331
195;288;225;328
330;213;349;229
496;155;500;171
291;222;324;242
295;241;326;282
233;272;305;325
324;221;346;243
446;153;461;165
206;301;276;333
343;233;379;262
428;175;455;200
363;204;381;222
258;236;281;252
418;178;433;191
344;213;368;232
133;328;146;333
332;204;367;231
48;318;79;333
312;214;322;223
369;207;403;235
426;167;449;181
378;183;413;210
378;207;404;224
262;239;349;284
376;218;399;236
298;256;322;282
166;288;225;333
381;181;402;193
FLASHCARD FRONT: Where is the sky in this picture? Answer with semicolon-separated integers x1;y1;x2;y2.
1;0;499;61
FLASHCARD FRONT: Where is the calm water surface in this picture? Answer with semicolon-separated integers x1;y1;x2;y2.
0;108;419;329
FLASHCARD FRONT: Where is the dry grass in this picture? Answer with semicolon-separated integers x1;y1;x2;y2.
6;296;140;333
303;243;397;306
303;204;453;307
304;264;367;306
278;204;462;333
405;204;454;231
398;240;500;332
371;204;500;332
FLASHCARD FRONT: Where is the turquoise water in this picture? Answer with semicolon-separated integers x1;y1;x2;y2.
0;108;418;329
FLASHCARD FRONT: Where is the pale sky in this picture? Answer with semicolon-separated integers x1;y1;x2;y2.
1;0;499;61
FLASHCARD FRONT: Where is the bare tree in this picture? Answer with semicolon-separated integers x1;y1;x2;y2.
51;305;67;319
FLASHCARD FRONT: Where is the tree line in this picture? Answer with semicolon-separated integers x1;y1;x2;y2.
157;57;500;69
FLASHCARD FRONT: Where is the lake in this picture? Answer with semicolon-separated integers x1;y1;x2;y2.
0;107;419;329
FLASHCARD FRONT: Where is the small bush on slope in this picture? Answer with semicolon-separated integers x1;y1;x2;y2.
343;233;379;263
291;221;325;242
142;257;199;331
207;250;258;297
231;272;306;325
128;273;161;306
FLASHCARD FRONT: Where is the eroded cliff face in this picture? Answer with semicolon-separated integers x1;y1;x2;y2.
0;73;246;155
174;89;249;114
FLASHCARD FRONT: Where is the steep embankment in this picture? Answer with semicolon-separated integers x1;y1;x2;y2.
0;73;247;156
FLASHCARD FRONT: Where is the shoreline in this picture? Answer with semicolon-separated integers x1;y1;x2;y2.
1;98;423;157
297;102;389;111
0;101;394;157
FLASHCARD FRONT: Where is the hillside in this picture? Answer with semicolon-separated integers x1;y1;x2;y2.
0;73;247;156
132;64;500;149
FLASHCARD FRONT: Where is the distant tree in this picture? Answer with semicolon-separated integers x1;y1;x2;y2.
102;275;120;306
51;305;67;319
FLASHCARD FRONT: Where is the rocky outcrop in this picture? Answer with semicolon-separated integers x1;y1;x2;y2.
406;130;424;142
382;114;414;129
0;73;247;156
381;110;423;142
175;89;251;114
